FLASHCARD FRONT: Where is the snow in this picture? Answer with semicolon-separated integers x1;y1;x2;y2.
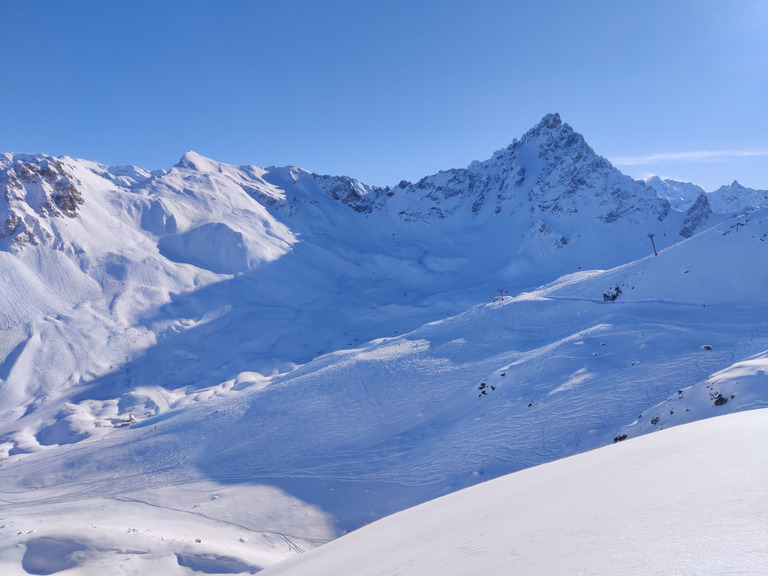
620;350;768;438
644;175;706;210
1;114;767;573
261;409;768;576
0;480;333;575
644;175;768;215
709;180;768;213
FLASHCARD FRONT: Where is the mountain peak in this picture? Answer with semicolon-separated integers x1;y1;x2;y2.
176;150;219;172
519;113;578;146
538;112;562;129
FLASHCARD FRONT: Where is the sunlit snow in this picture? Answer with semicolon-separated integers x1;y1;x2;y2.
1;115;766;574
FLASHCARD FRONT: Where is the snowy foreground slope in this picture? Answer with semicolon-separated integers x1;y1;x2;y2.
262;409;768;576
1;114;768;573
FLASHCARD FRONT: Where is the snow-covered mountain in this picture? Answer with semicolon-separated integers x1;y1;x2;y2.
1;114;767;574
644;175;706;210
708;179;768;213
645;173;768;215
1;113;692;407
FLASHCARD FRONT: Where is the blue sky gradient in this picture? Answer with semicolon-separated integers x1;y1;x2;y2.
2;0;766;190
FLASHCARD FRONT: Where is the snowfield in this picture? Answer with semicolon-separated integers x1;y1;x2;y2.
261;409;768;576
1;115;767;574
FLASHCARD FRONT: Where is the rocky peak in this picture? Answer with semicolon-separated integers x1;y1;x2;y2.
521;112;575;142
312;174;387;214
680;192;712;238
379;113;671;232
539;112;562;129
507;113;599;176
709;180;768;213
1;155;85;249
3;156;83;217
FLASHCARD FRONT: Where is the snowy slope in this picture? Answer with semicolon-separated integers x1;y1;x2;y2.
644;175;706;210
1;207;766;573
261;409;768;576
1;115;767;574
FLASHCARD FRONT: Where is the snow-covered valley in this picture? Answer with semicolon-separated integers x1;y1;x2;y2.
1;114;766;574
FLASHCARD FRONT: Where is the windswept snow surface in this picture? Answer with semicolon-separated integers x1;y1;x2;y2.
1;115;767;573
261;409;768;576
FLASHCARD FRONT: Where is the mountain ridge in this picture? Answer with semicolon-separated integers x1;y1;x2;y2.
4;113;763;255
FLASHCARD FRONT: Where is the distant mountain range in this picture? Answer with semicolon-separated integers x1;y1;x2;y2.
644;173;768;212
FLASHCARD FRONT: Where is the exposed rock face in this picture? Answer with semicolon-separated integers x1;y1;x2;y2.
1;155;84;248
313;174;387;214
6;158;84;217
680;193;713;238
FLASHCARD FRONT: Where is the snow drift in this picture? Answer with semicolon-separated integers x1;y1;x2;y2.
261;409;768;576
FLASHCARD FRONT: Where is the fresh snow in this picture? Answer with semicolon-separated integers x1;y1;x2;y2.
261;409;768;576
1;114;767;574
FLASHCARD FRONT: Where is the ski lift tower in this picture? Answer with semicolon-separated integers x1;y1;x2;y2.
648;233;658;256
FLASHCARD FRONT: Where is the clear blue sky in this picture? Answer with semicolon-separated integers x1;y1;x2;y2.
2;0;766;191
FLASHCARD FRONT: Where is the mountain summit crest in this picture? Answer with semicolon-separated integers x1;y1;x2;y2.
176;150;219;172
539;112;562;129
